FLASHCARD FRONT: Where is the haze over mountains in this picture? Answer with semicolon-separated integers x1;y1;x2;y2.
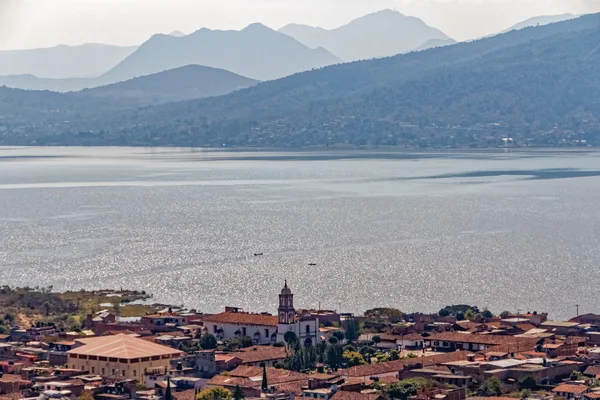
279;10;452;61
102;23;340;82
0;43;136;79
500;13;578;33
1;13;599;149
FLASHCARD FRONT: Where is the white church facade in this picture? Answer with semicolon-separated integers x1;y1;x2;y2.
203;281;321;346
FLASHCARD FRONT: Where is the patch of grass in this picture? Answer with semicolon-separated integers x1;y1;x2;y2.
119;304;155;318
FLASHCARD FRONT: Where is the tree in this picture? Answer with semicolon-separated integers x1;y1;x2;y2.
500;311;510;319
439;308;450;317
389;350;400;361
42;301;51;316
78;391;95;400
343;350;366;367
328;337;338;345
196;387;232;400
464;308;476;321
481;377;504;397
571;370;585;381
200;334;218;350
385;383;418;400
345;320;360;342
284;344;317;372
325;343;343;370
372;335;381;344
482;309;493;319
232;385;244;400
332;331;345;341
261;363;268;392
284;331;298;346
518;376;537;391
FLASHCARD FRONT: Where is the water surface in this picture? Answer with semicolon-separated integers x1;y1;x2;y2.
1;147;599;321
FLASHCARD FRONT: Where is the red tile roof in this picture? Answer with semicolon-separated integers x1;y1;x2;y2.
342;351;470;377
427;332;538;347
553;384;588;394
585;366;600;377
330;391;383;400
208;366;307;389
226;346;287;364
173;389;196;400
203;312;278;327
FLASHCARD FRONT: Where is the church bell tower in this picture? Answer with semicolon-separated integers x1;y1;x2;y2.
278;280;295;324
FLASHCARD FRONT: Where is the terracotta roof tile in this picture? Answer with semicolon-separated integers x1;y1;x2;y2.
342;351;470;377
203;312;278;327
227;346;287;364
68;334;182;359
330;391;382;400
553;384;588;394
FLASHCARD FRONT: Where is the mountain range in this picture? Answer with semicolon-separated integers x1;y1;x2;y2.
0;65;259;126
78;65;258;105
278;10;452;61
0;43;136;79
102;23;341;82
1;13;599;148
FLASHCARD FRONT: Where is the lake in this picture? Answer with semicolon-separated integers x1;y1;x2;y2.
1;146;600;321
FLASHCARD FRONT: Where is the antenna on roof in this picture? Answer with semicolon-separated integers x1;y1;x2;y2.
576;304;580;317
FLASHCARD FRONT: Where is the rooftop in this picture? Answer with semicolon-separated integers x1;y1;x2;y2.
540;321;580;328
203;312;278;327
226;346;287;364
553;384;588;394
68;334;182;359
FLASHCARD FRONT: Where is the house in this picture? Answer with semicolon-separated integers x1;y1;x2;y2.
553;384;588;399
215;354;243;372
48;341;76;366
397;333;424;349
140;315;187;329
226;346;287;367
0;374;33;395
67;334;182;381
571;314;600;325
203;311;278;345
425;332;539;353
539;321;581;335
206;365;307;397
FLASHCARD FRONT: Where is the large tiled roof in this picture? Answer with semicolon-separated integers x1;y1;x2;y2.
553;384;588;394
227;346;287;364
208;366;307;389
203;312;278;327
342;351;469;377
68;334;182;359
427;332;538;347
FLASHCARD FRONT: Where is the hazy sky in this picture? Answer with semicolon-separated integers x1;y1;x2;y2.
1;0;600;50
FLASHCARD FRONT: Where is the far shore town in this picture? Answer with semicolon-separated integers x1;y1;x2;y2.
1;283;600;400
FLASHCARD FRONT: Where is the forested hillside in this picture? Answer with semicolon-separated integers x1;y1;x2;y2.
1;14;599;148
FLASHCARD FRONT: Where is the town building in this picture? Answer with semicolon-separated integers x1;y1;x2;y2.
276;281;321;346
203;282;321;346
553;384;589;399
67;334;182;381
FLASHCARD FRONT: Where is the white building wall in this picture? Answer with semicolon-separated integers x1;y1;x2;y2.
209;323;274;345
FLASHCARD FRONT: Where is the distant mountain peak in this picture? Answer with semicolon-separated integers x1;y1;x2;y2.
242;22;273;32
168;31;187;37
279;9;451;61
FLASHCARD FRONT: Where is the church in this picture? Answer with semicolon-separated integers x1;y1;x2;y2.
203;281;321;346
275;280;321;346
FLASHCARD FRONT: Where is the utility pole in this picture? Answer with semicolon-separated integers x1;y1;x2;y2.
576;304;580;317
